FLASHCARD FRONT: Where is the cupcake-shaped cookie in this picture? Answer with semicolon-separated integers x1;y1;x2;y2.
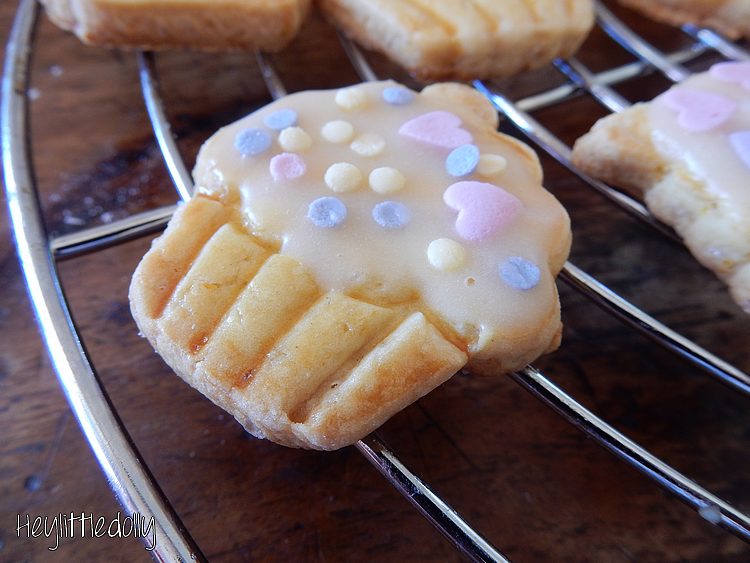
130;81;571;449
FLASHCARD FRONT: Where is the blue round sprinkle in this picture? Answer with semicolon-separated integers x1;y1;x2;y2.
500;257;541;291
382;86;415;106
446;144;480;177
263;108;298;131
372;201;411;229
308;197;347;228
234;128;272;156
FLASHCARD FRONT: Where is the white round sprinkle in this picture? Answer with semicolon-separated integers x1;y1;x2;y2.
477;154;508;177
335;86;369;110
278;126;313;152
325;162;363;193
427;238;466;271
369;167;405;194
350;133;386;157
321;120;355;144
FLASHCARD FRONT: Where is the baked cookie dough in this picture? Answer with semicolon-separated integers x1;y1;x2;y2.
41;0;311;52
572;62;750;313
317;0;595;80
130;81;572;449
617;0;750;39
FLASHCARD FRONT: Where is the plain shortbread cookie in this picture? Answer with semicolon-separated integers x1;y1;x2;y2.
617;0;750;39
41;0;311;52
317;0;595;80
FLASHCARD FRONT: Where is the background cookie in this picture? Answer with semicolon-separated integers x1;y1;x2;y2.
41;0;312;51
130;81;571;449
572;62;750;313
617;0;750;39
317;0;595;80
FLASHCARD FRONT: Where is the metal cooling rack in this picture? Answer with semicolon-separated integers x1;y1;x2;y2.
3;0;750;560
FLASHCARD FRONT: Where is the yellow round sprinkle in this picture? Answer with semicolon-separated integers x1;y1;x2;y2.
335;86;369;111
369;167;405;194
325;162;363;193
427;238;466;271
350;133;386;157
477;154;508;177
321;120;355;144
278;126;312;152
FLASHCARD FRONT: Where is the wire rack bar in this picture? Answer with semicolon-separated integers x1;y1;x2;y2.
254;51;288;99
595;0;692;82
682;25;750;61
553;57;632;113
51;204;176;259
138;51;193;202
516;43;704;113
357;435;509;563
512;366;750;542
560;263;750;395
337;30;380;83
1;1;205;561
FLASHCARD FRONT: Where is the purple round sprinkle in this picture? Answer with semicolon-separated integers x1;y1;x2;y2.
372;201;410;229
446;144;480;177
263;108;298;131
382;86;415;106
234;128;272;156
500;257;540;290
308;197;347;228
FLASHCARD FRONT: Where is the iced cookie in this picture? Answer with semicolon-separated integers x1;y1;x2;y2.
130;81;572;449
572;62;750;313
317;0;595;80
617;0;750;39
41;0;311;52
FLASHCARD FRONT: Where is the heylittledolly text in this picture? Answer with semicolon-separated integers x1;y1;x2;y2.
16;511;156;551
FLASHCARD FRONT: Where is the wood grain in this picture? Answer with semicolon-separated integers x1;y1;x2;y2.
1;1;748;561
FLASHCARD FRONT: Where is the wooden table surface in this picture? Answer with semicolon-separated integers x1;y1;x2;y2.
1;1;749;561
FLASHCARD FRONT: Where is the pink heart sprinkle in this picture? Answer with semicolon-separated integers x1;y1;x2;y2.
661;89;736;132
443;181;523;241
399;111;473;149
269;153;306;181
730;131;750;170
710;61;750;91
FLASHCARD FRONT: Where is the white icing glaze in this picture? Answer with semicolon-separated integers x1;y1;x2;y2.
649;64;750;219
194;81;569;352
